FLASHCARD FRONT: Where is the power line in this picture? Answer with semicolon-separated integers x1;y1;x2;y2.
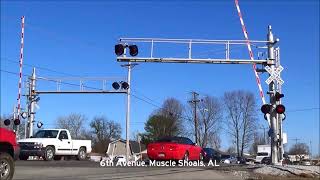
1;57;81;77
286;108;319;112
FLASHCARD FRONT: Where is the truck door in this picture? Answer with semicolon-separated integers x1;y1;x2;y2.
57;130;72;155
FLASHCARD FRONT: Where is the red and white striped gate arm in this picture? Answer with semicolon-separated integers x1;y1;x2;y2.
234;0;266;105
17;16;25;115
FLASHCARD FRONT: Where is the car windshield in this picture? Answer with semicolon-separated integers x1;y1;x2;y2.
221;155;231;159
156;137;180;143
257;152;269;156
203;148;213;153
33;130;59;138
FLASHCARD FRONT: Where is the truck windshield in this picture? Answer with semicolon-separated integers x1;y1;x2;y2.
33;130;59;138
257;152;269;156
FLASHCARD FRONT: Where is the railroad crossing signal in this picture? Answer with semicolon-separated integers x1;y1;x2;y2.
265;65;284;85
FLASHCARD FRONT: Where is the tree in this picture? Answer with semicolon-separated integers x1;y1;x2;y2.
289;143;310;155
223;90;258;157
227;146;236;154
144;114;178;141
56;113;87;139
157;98;184;135
197;95;223;148
249;132;266;155
90;116;121;153
142;98;184;144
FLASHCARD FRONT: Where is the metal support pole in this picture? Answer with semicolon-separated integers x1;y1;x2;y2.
28;68;36;138
125;62;132;162
267;25;279;165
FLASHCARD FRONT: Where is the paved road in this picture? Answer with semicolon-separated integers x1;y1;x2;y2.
14;160;239;180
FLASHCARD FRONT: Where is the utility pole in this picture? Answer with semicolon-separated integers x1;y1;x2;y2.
121;61;138;162
188;91;201;145
28;68;36;138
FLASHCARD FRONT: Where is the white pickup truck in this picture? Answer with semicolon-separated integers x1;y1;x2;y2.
18;129;91;161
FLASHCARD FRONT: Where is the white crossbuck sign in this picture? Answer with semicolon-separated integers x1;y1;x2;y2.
265;65;284;85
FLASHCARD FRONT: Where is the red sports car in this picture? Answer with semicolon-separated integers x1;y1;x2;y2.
147;137;204;161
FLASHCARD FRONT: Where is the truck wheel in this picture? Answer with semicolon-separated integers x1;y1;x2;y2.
0;152;14;180
19;155;29;160
77;147;86;161
43;146;54;161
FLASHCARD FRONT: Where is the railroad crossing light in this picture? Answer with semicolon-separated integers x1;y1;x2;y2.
128;45;138;56
115;44;125;56
276;104;285;114
112;81;129;90
112;82;120;90
14;118;20;125
121;81;129;90
261;104;272;114
4;119;11;126
275;92;284;101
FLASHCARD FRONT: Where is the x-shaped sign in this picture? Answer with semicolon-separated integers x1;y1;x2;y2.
265;65;284;85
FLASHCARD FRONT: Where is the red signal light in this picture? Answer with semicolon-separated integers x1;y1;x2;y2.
276;105;285;114
129;45;138;56
261;104;272;114
115;44;125;56
14;119;21;125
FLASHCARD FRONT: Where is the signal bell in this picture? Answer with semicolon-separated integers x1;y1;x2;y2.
275;92;284;101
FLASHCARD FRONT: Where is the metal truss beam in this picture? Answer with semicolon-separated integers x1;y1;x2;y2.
117;57;269;64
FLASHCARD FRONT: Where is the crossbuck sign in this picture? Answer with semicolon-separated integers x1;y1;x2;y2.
265;65;284;85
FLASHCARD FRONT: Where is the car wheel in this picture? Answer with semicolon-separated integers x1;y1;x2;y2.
43;146;55;161
19;155;29;161
0;152;14;180
77;147;87;161
183;152;189;161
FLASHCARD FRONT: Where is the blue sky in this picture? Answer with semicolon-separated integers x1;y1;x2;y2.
1;0;319;155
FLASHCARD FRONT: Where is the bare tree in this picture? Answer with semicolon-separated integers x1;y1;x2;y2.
56;113;87;139
223;90;258;157
249;132;266;155
157;98;184;135
197;95;223;148
227;146;236;154
90;116;121;153
289;143;310;155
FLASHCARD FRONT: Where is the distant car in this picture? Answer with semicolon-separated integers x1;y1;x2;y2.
113;155;126;164
236;156;247;164
220;154;237;164
301;160;312;166
261;157;271;165
147;137;204;161
203;148;221;163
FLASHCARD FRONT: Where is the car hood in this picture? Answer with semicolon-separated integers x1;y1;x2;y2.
255;156;267;162
18;138;56;143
